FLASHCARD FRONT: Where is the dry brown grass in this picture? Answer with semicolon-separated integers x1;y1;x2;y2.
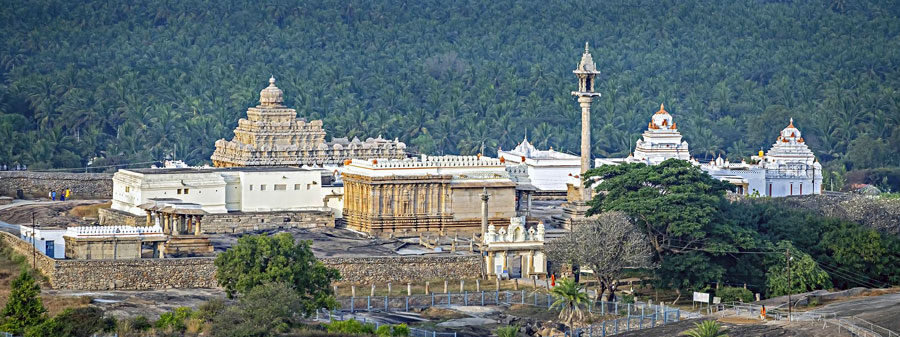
69;201;111;218
718;316;762;324
420;307;467;320
42;295;92;316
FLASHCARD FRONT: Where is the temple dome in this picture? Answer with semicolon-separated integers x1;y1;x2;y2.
259;76;284;107
650;104;674;129
780;118;801;141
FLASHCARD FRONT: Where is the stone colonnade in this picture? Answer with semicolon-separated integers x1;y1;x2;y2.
145;210;204;236
343;173;456;234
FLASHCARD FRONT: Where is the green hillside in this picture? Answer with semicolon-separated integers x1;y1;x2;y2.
1;0;899;178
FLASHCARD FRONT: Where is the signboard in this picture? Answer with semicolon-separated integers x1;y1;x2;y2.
713;297;721;304
692;292;710;303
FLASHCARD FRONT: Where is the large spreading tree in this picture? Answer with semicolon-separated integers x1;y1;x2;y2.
215;233;340;314
583;159;756;301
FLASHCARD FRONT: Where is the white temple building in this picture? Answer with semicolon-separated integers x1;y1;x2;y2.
702;119;822;197
595;104;692;167
498;136;581;192
482;216;547;279
111;167;343;216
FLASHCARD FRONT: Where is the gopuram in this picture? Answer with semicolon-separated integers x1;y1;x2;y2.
211;77;407;167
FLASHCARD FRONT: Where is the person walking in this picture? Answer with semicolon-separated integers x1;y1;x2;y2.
51;190;56;201
65;188;70;201
60;189;65;201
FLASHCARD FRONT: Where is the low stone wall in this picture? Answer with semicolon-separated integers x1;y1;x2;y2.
98;208;140;226
99;208;335;233
2;231;481;289
0;171;113;199
195;210;335;233
321;255;482;284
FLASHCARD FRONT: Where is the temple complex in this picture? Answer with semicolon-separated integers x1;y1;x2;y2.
341;155;517;236
594;104;691;167
498;136;580;192
702;119;822;197
211;77;407;167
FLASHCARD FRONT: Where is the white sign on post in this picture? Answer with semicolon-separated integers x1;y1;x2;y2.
693;292;710;303
713;297;721;304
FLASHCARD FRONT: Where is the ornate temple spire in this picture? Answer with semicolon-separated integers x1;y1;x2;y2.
656;103;667;114
259;76;284;107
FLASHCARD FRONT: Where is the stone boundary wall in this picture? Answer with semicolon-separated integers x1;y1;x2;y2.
2;231;480;289
98;208;140;226
0;171;113;199
99;207;335;233
320;255;482;284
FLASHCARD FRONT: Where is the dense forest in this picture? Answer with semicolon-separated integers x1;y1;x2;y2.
1;0;899;184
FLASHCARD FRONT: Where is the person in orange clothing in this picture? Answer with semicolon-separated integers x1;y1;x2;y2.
761;305;767;320
550;274;556;287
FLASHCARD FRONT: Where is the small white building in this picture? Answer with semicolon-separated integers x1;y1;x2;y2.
111;167;343;216
499;137;581;192
701;119;822;197
19;226;66;259
483;216;547;279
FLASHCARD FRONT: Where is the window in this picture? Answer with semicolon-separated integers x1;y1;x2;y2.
260;185;267;191
294;184;302;190
249;185;253;191
184;188;189;194
274;184;286;191
125;186;130;192
177;189;182;195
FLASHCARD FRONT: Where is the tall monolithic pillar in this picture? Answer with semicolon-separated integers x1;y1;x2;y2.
571;42;601;202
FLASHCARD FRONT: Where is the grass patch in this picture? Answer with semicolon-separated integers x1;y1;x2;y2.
420;307;467;321
69;201;111;218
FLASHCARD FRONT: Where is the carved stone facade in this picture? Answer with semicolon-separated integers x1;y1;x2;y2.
212;77;407;167
483;216;547;279
342;155;517;236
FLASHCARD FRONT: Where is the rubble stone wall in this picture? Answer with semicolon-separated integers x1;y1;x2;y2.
0;172;113;199
2;231;480;289
99;207;334;233
321;255;482;284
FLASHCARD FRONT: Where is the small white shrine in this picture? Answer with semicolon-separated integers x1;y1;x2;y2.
483;216;547;279
498;136;581;192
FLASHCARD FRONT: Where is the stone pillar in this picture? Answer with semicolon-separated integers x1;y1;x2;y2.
486;252;494;276
194;216;202;236
578;95;593;201
527;192;533;216
459;280;464;293
351;285;356;297
407;282;412;296
158;243;166;258
480;187;490;238
476;279;481;292
526;250;535;278
501;251;508;274
162;213;170;234
146;211;152;226
370;284;376;297
443;280;448;294
425;281;430;294
387;282;392;296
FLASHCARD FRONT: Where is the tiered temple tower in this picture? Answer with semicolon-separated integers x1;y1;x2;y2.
211;77;407;167
571;42;601;201
631;104;691;164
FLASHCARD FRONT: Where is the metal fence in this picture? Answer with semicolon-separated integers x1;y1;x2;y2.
314;309;457;337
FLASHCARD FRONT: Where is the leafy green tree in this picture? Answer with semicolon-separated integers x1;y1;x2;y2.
215;233;340;313
715;287;754;303
25;306;113;337
0;270;47;334
549;279;589;333
584;159;743;301
684;320;728;337
211;282;304;337
765;242;832;297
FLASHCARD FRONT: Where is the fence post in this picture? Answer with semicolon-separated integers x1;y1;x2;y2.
601;301;605;315
447;291;451;306
602;320;606;337
652;313;656;327
495;291;499;305
481;291;485;306
367;296;371;311
387;282;391;296
521;290;525;304
627;316;631;331
385;296;388;312
431;293;435;307
615;318;619;334
351;285;356;298
444;280;448;294
350;297;354;313
465;291;469;306
405;296;409;311
425;281;430;294
627;303;631;317
547;294;552;308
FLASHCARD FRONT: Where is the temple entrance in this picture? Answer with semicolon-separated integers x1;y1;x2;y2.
510;255;522;279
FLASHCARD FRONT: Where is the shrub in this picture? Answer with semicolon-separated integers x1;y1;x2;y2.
130;315;151;331
155;307;193;332
0;270;47;334
716;287;754;303
494;325;520;337
24;306;111;337
376;324;392;337
325;318;375;334
210;282;304;336
621;294;636;304
684;320;729;337
391;323;409;337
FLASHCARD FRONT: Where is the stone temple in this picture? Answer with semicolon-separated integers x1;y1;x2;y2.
211;77;407;167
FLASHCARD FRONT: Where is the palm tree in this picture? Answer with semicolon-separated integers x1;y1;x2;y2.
550;279;589;333
684;320;728;337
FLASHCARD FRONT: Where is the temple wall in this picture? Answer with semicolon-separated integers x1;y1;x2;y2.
450;186;517;221
2;231;480;289
0;171;112;199
99;207;334;233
